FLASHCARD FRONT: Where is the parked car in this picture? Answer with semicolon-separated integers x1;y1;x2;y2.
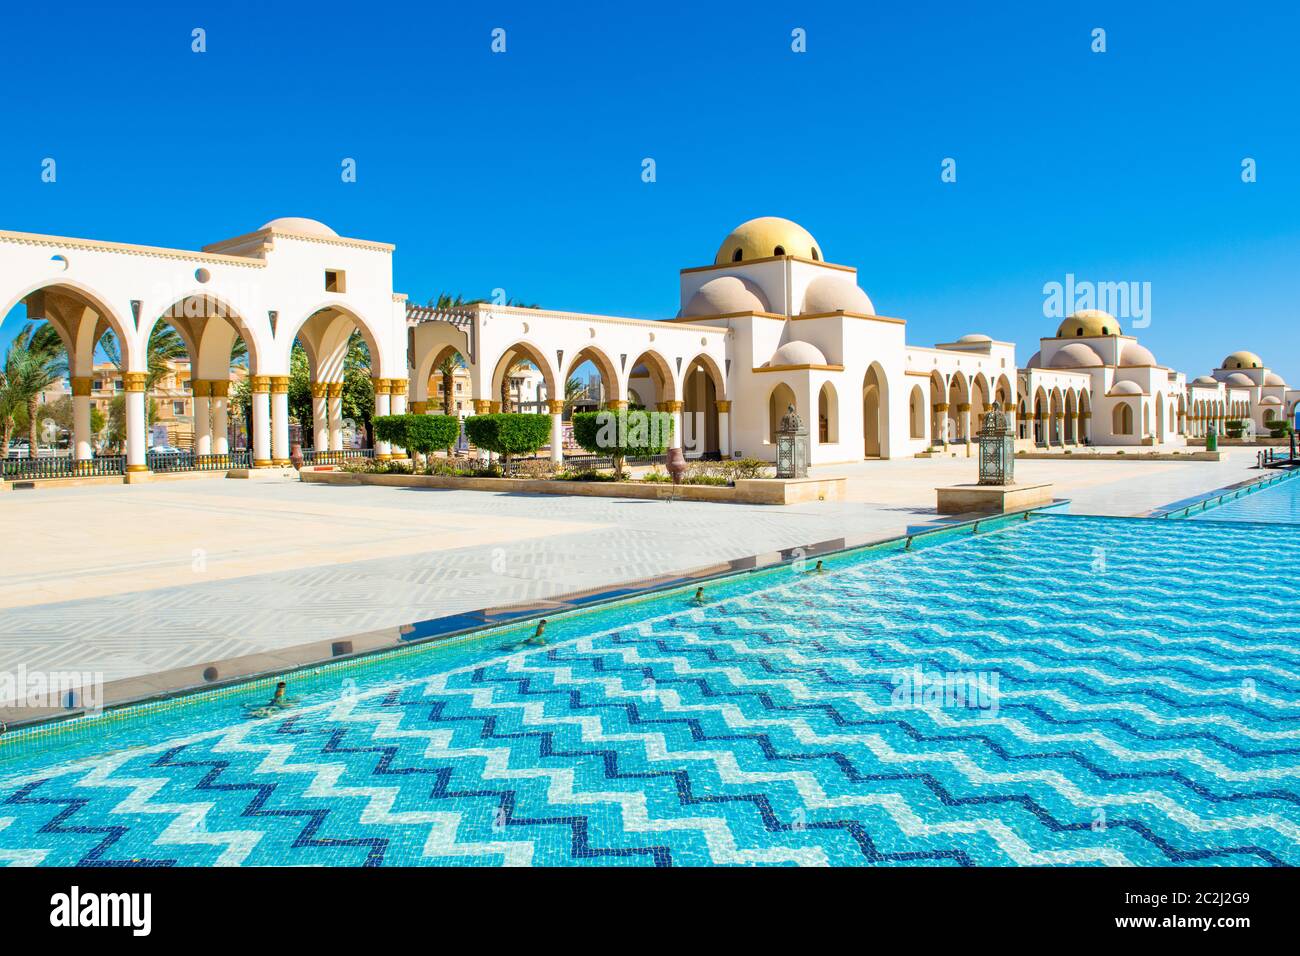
148;444;187;455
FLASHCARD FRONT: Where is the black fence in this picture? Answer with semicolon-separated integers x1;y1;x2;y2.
2;455;127;481
302;448;375;465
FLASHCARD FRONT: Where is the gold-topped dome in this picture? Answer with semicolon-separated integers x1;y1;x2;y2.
1222;350;1263;370
715;217;821;265
1056;309;1120;338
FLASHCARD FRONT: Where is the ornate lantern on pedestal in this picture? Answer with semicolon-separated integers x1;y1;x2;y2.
775;404;809;479
978;402;1015;486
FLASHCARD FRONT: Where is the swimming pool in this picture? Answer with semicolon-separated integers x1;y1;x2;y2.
2;513;1298;866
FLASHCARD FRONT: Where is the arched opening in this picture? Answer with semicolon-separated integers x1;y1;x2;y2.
862;364;888;458
929;372;947;444
287;304;385;462
1064;390;1078;443
1079;391;1091;443
491;342;556;414
1049;389;1064;445
909;384;926;439
627;350;676;411
768;382;798;444
969;374;990;438
947;373;968;443
1;281;134;471
682;355;724;457
565;346;619;415
818;382;839;444
732;248;744;263
1112;402;1134;436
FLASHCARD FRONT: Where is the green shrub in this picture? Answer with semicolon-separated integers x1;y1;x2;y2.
556;469;618;482
571;410;674;477
464;414;551;464
373;414;461;455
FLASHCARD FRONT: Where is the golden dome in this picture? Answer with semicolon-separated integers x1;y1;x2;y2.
1056;309;1120;338
715;217;821;265
1222;350;1263;370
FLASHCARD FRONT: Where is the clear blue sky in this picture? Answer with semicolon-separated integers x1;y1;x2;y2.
2;0;1297;381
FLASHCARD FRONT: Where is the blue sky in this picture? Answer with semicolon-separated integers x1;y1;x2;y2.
2;0;1297;381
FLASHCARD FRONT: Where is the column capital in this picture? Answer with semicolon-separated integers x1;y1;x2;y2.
714;400;732;413
410;401;429;414
122;372;148;392
388;378;408;396
605;399;628;411
472;399;493;415
664;400;684;413
269;376;290;394
250;375;271;394
70;376;93;397
191;379;213;398
310;382;329;398
548;400;565;415
489;401;502;413
934;402;950;412
210;380;230;398
372;377;392;394
956;403;971;413
327;382;343;399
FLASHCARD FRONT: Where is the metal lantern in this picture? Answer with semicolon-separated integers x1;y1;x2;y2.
775;403;809;479
977;402;1015;486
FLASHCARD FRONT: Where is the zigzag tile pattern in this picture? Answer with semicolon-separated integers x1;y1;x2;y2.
1;515;1298;866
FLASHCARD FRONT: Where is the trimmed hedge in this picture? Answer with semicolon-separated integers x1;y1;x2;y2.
373;414;462;454
572;410;674;477
464;413;551;459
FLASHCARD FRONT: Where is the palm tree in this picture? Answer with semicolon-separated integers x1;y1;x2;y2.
99;323;188;390
436;352;464;415
423;293;540;414
0;323;67;458
563;376;584;415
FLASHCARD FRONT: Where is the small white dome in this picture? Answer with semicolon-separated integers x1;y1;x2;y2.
957;332;992;344
1225;372;1255;387
1192;375;1217;386
800;275;875;315
1260;395;1283;405
260;217;338;237
766;340;828;367
681;275;770;318
1108;380;1143;396
1050;342;1104;368
1025;351;1042;369
1119;343;1157;367
1264;371;1287;386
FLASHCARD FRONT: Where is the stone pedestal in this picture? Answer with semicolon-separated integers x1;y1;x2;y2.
936;482;1054;515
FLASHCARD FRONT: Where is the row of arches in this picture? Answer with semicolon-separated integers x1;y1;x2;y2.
1017;385;1092;445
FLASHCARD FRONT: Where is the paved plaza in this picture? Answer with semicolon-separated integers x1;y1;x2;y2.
0;453;1265;687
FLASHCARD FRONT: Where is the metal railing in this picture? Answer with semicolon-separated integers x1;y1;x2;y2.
2;455;126;481
302;448;375;465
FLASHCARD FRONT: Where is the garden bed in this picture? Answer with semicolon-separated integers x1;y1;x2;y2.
300;467;844;505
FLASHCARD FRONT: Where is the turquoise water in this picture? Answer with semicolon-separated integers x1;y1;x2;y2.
2;514;1299;866
1186;470;1300;525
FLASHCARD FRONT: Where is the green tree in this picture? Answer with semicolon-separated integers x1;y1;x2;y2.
106;394;158;451
572;410;674;479
0;322;67;458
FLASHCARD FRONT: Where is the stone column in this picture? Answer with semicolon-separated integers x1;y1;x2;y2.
251;376;272;467
549;399;565;463
123;372;149;474
327;382;343;451
311;383;329;452
716;399;732;458
1080;411;1091;443
192;379;212;456
934;403;949;446
373;378;392;459
957;403;972;447
270;376;290;465
389;379;408;457
211;381;230;456
665;400;685;450
71;376;93;467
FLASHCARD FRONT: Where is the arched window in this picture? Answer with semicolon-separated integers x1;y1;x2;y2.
811;247;820;261
1101;326;1110;335
732;248;743;263
773;245;785;256
768;383;798;443
1076;328;1083;336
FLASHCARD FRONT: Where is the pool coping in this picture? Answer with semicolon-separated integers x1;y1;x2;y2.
0;498;1070;743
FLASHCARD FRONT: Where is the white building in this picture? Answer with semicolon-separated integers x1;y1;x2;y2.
3;214;1292;475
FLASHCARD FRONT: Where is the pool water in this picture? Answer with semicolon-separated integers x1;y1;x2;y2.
2;514;1299;866
1186;469;1300;525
